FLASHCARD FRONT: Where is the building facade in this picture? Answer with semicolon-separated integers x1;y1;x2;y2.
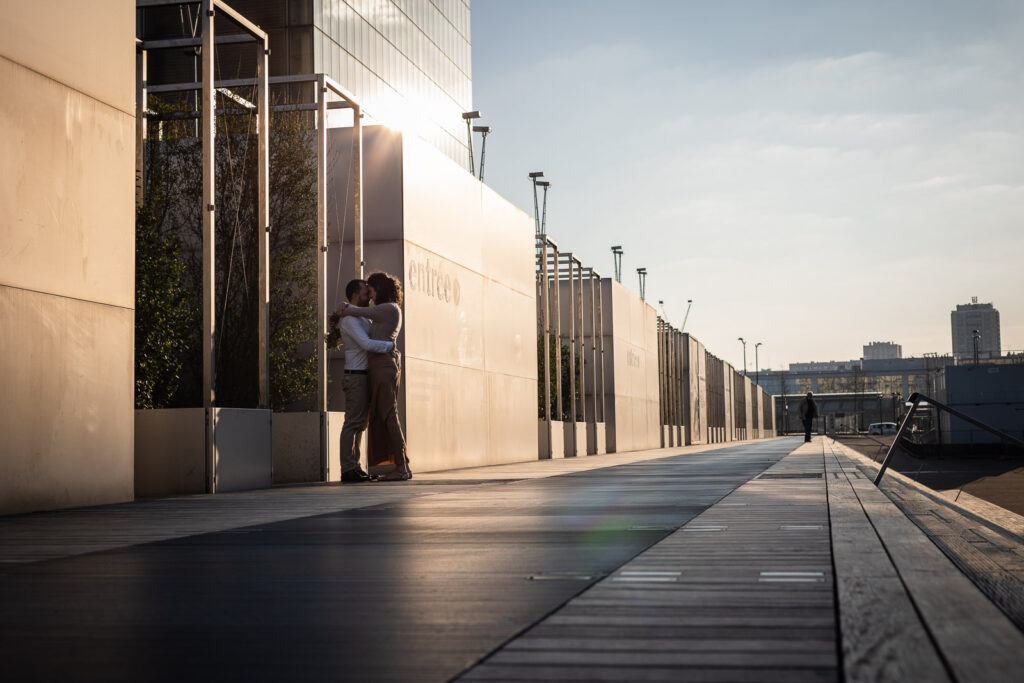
1;0;136;514
951;298;1001;361
140;0;473;170
863;341;901;360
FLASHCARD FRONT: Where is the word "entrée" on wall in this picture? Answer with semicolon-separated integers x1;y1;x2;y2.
408;257;461;306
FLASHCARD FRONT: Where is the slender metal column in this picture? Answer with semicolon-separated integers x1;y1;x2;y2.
353;105;364;277
201;0;216;493
658;319;665;429
135;44;146;208
256;36;270;408
539;239;552;457
596;278;605;423
565;255;577;453
575;258;585;426
552;248;562;421
316;76;328;478
587;271;598;429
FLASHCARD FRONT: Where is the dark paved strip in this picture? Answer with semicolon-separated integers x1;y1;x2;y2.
0;440;794;682
461;441;837;682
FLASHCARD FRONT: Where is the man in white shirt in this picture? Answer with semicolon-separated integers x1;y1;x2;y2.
335;279;395;482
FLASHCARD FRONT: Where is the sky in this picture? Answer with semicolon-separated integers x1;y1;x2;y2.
469;0;1024;371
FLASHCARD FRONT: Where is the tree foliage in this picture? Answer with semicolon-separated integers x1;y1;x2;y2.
136;93;319;410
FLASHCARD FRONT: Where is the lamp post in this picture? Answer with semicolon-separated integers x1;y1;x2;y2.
611;246;623;282
462;110;481;175
537;180;551;233
528;171;545;234
738;337;747;376
472;125;491;182
637;267;647;301
681;299;692;332
754;342;762;386
972;329;981;364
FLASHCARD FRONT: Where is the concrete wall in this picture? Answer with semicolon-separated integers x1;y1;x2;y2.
600;280;660;453
0;1;135;514
326;127;536;472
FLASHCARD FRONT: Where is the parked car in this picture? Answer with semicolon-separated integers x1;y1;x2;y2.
868;422;898;435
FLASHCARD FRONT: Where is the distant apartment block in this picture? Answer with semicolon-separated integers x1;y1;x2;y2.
863;341;902;360
951;297;1001;360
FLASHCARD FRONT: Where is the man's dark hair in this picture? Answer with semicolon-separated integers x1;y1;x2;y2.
367;271;403;305
345;279;368;301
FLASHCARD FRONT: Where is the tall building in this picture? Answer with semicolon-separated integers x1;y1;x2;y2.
140;0;473;170
951;297;1001;360
863;341;902;360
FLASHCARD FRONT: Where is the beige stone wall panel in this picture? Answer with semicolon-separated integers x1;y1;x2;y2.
0;0;135;115
0;57;134;308
0;286;133;514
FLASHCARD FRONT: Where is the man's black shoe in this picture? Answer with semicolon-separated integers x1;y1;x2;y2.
341;468;374;483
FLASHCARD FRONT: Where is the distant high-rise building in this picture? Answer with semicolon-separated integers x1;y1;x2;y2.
140;0;473;170
863;341;902;360
951;297;1001;360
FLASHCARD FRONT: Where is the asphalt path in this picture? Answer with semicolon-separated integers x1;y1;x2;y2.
0;439;797;681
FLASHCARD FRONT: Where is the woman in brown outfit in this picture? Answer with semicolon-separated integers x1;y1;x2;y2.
339;271;410;481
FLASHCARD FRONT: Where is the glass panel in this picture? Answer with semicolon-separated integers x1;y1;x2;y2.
289;0;313;25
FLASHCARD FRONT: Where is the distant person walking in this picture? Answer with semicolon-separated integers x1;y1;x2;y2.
335;279;395;483
340;271;411;481
799;392;818;443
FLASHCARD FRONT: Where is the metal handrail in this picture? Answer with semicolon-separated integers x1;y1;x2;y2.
873;392;1024;485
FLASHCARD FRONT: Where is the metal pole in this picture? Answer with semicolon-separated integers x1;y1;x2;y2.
754;342;761;387
256;36;270;409
465;119;474;176
316;76;328;479
201;0;216;494
552;247;562;421
478;130;488;182
596;276;606;423
566;256;577;452
588;271;598;431
353;106;364;277
575;258;585;427
135;44;146;208
539;238;551;457
873;394;922;485
532;178;541;234
541;183;549;235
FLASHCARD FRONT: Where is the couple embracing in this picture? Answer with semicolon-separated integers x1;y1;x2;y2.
334;271;411;483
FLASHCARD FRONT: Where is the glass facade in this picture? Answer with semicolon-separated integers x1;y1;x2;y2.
140;0;474;170
311;0;473;170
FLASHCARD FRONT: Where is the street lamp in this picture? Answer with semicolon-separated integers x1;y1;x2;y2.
681;299;693;332
536;180;551;234
754;342;762;385
972;329;981;364
472;125;491;182
637;267;647;301
738;337;747;376
461;111;481;175
611;246;623;282
528;171;545;234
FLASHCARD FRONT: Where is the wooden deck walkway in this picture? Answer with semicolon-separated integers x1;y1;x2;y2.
1;438;1022;681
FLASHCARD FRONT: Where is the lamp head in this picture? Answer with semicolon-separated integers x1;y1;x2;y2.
536;180;550;187
472;125;491;133
528;171;545;179
462;110;482;120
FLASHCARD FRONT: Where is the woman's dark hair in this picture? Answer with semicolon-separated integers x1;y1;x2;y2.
367;271;403;305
